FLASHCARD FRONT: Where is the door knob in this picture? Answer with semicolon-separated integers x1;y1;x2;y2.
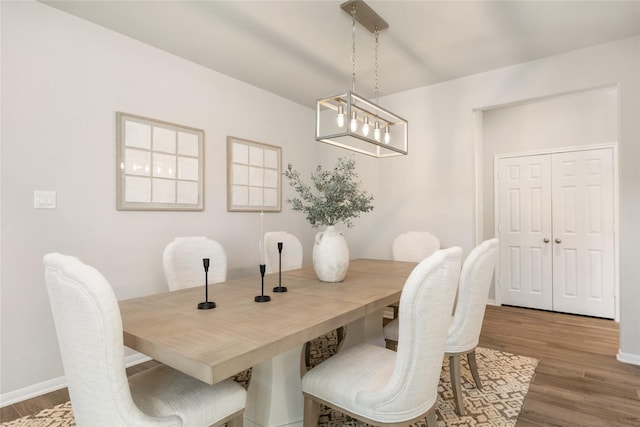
543;238;550;243
555;238;562;244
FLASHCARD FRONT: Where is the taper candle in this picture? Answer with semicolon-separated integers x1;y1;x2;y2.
260;211;265;264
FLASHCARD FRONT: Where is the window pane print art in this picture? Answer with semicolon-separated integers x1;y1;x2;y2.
227;136;281;212
116;112;204;210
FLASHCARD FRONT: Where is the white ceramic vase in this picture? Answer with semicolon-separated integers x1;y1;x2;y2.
312;226;349;282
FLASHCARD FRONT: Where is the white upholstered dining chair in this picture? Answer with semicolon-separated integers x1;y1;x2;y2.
263;231;303;274
392;231;441;263
43;253;246;427
302;247;462;427
389;231;441;318
163;237;227;291
383;238;499;416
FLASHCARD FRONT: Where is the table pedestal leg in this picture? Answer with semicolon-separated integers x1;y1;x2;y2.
244;344;304;427
339;307;386;350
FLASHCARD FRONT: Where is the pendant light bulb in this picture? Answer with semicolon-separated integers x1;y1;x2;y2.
337;105;345;128
374;121;381;141
384;126;391;144
362;116;370;137
350;111;358;132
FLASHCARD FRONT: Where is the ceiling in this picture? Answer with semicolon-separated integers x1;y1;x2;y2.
42;1;640;108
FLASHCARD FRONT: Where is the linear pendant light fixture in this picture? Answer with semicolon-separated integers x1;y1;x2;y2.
316;0;408;158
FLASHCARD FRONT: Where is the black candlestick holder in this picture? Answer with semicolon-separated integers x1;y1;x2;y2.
254;264;271;302
272;242;287;292
198;258;216;310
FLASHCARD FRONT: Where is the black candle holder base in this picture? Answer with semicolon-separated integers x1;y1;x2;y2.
273;286;287;292
255;264;270;302
197;301;216;310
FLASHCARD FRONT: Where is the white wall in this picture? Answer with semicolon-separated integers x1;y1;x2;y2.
358;36;640;364
0;1;320;396
2;0;639;403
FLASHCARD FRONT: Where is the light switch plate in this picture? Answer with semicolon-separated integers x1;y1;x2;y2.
34;190;56;209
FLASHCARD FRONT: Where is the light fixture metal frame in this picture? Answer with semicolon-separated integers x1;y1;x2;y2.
315;0;408;158
316;91;408;158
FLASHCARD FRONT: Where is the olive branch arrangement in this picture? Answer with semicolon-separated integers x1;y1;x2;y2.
283;157;374;228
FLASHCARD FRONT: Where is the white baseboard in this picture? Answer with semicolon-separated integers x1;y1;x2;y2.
617;349;640;366
0;353;151;408
0;374;67;409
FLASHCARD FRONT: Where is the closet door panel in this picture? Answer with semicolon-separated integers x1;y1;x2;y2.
498;155;553;310
551;148;615;318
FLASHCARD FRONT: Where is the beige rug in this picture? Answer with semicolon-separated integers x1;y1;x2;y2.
2;335;537;427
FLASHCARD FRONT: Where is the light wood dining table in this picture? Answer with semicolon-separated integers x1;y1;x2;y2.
119;258;416;427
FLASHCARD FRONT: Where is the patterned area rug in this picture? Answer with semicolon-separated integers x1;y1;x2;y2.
2;331;537;427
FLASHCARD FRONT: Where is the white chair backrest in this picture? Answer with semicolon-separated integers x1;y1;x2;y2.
357;247;462;416
43;253;159;426
163;237;227;291
392;231;441;262
446;238;499;352
263;231;303;274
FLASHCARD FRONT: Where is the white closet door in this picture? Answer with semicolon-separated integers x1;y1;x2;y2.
498;155;553;310
551;148;615;318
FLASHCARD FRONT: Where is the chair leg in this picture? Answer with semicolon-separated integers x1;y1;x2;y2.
226;414;244;427
303;395;321;427
336;326;345;352
467;349;482;390
304;341;311;370
426;408;437;427
301;346;307;376
449;354;465;416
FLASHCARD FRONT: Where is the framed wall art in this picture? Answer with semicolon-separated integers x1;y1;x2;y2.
227;136;281;212
116;112;204;210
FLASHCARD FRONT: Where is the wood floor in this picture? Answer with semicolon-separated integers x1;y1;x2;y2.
1;305;639;425
479;305;640;426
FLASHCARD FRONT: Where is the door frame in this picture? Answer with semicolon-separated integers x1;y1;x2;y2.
492;143;619;320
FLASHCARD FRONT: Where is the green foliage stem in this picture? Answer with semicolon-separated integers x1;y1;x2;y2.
283;157;374;228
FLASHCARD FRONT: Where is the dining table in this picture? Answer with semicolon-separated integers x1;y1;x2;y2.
119;258;416;427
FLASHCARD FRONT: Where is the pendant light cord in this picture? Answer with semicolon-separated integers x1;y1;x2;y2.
351;6;357;93
375;27;380;105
